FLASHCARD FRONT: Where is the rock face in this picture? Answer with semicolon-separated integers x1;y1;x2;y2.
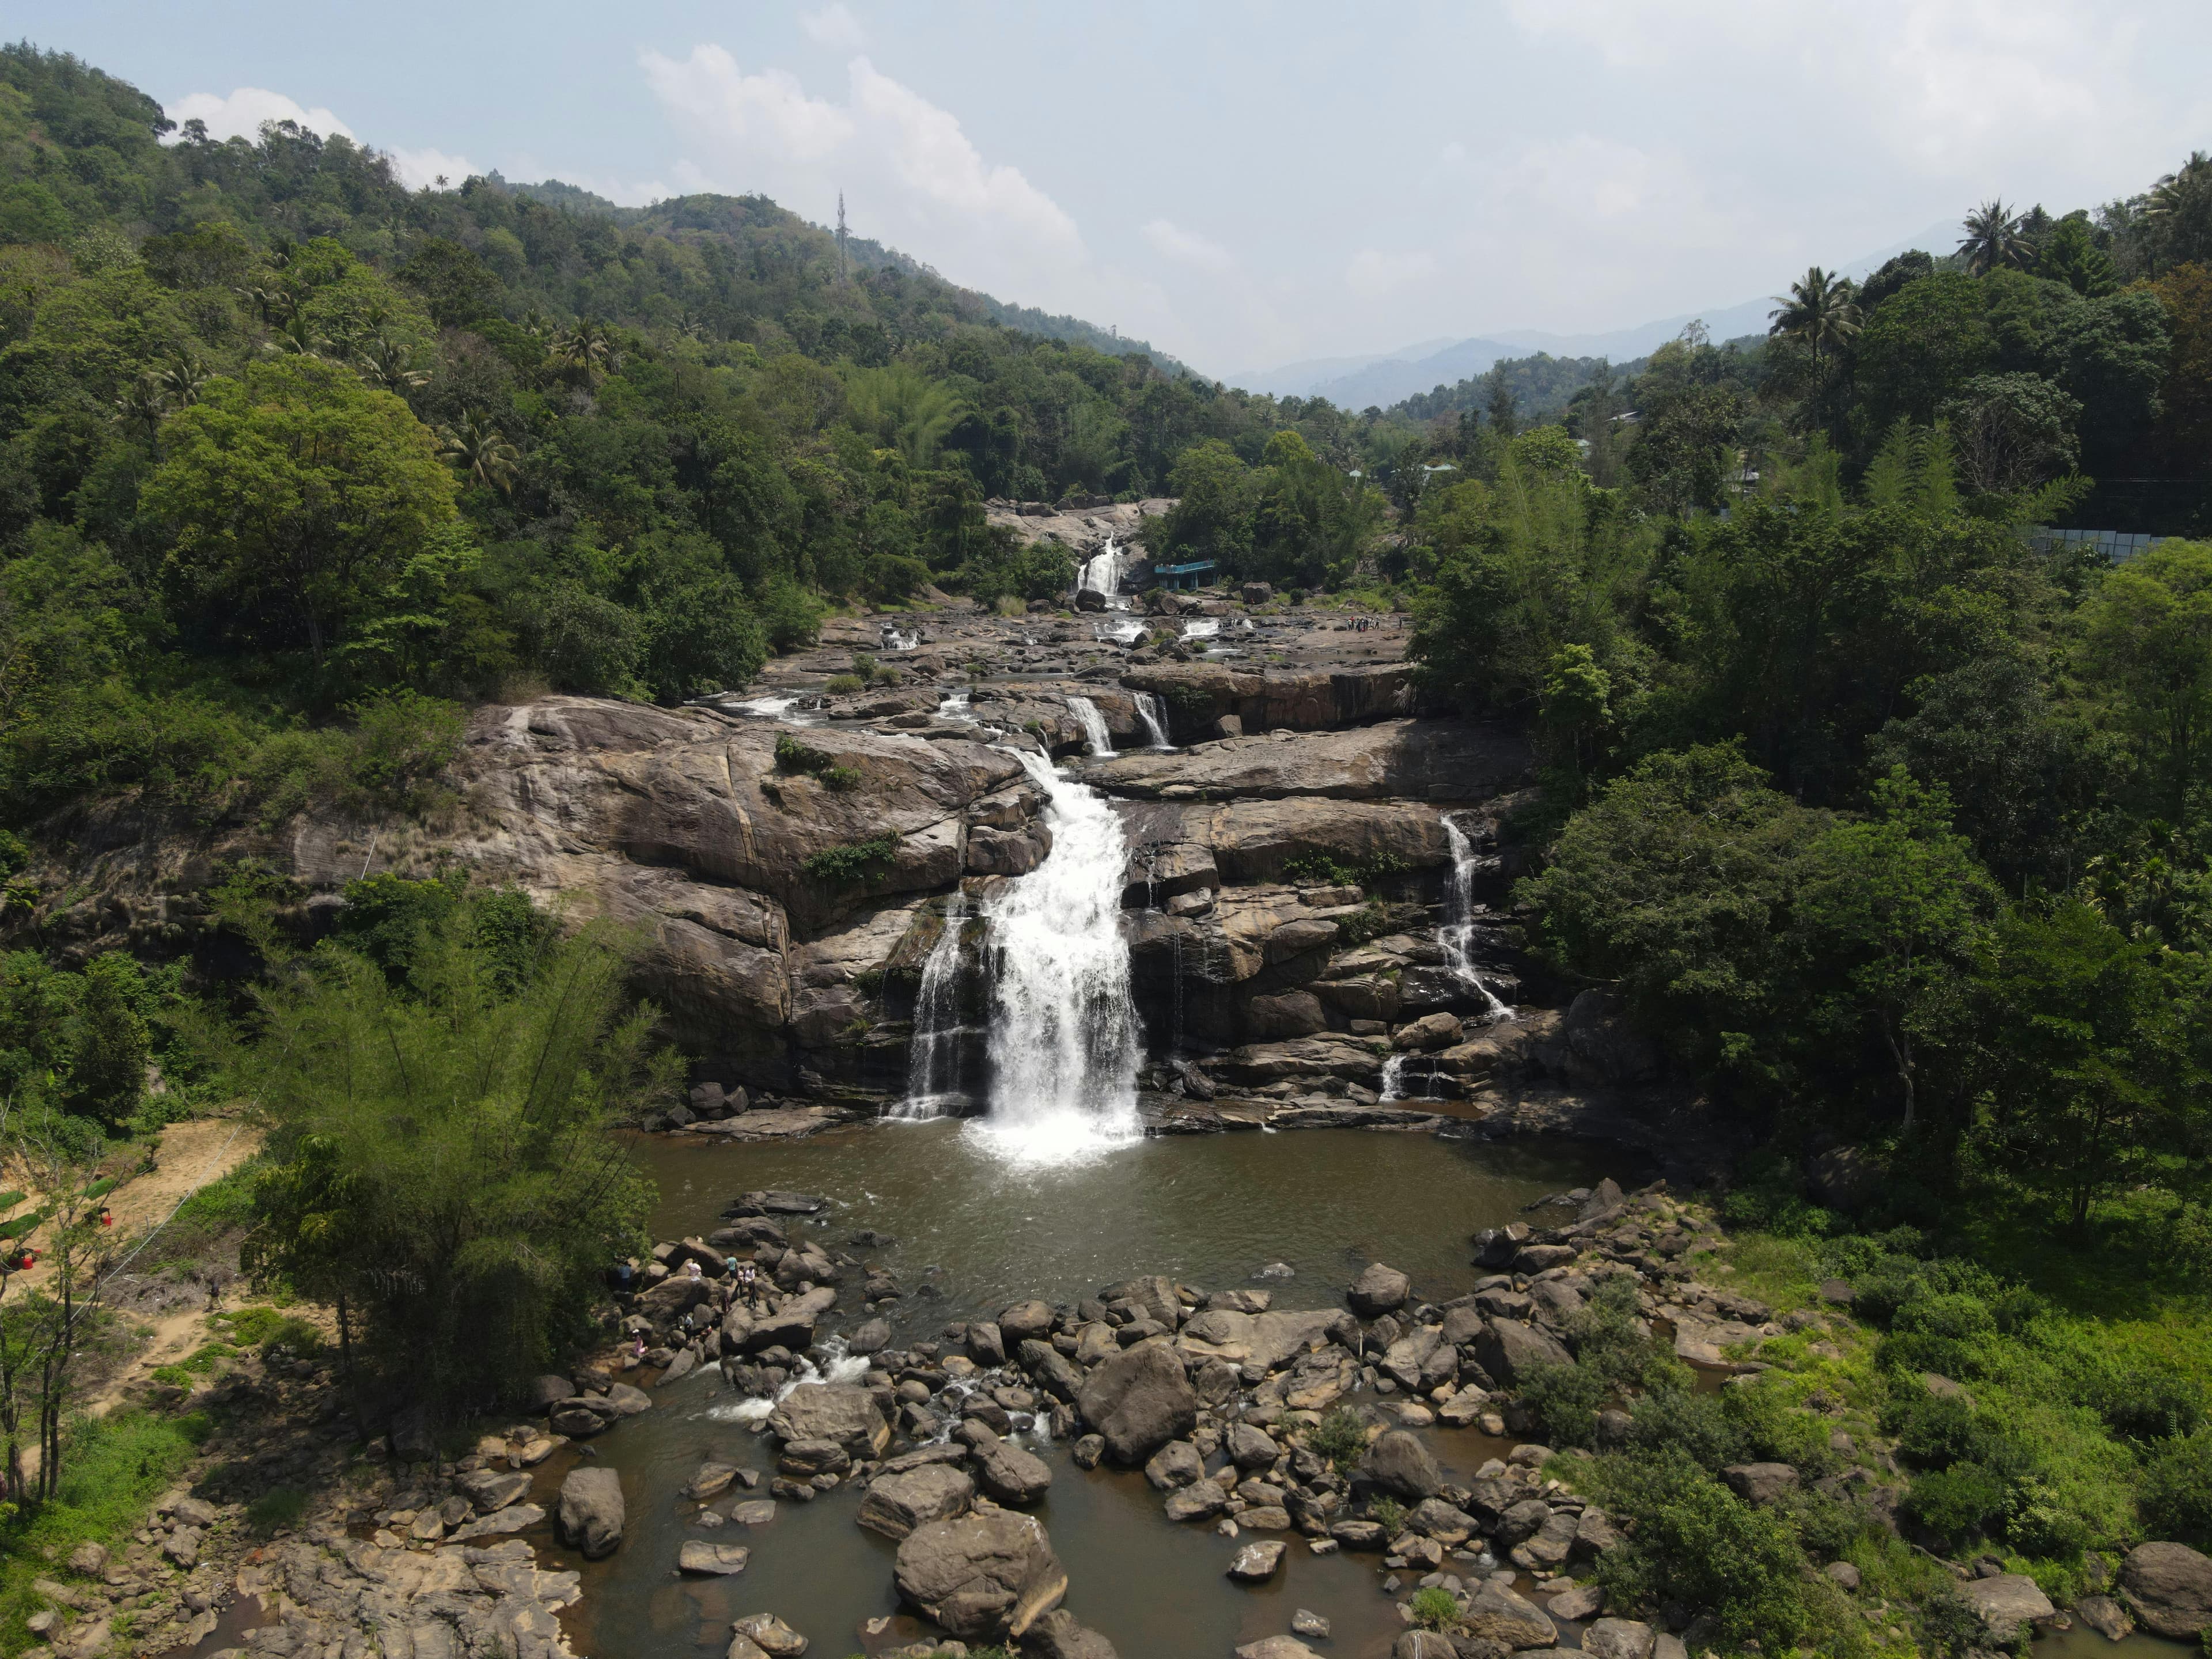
2122;1542;2212;1638
555;1467;625;1559
1120;663;1424;733
858;1464;976;1540
1475;1319;1574;1385
1075;1342;1199;1464
892;1512;1067;1641
1091;718;1527;802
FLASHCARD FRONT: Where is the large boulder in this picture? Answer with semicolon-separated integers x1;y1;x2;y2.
1348;1262;1411;1317
971;1435;1053;1506
768;1382;890;1457
1960;1574;2055;1643
1475;1319;1574;1385
858;1465;975;1540
1075;1342;1198;1465
1358;1430;1443;1501
1460;1582;1558;1650
1722;1463;1802;1505
2122;1543;2212;1639
748;1286;838;1351
892;1512;1067;1641
555;1467;624;1559
1023;1608;1120;1659
1584;1620;1656;1659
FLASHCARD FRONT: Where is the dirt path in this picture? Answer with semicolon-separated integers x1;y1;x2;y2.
5;1115;262;1289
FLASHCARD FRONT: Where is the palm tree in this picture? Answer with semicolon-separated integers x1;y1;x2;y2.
2145;151;2212;272
1768;266;1861;365
157;354;211;408
262;314;326;358
355;331;429;398
113;374;168;446
233;283;293;327
438;410;522;493
1959;199;2033;275
552;318;618;383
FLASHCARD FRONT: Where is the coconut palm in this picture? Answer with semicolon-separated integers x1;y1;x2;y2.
355;331;429;398
438;409;522;494
157;354;211;408
1768;267;1861;365
113;374;168;446
552;317;618;383
262;313;327;358
1959;199;2033;275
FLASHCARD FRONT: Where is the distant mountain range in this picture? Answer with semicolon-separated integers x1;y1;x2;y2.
1230;220;1957;409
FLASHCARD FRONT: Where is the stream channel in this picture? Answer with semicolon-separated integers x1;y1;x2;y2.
571;1123;1632;1659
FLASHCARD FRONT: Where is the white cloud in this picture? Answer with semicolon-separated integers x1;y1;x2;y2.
388;146;477;191
1346;248;1438;299
641;44;1157;334
1142;218;1233;272
166;87;353;143
800;3;868;49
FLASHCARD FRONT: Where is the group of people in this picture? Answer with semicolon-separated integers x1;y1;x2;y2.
611;1249;767;1362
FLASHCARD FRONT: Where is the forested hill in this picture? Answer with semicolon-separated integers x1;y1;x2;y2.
0;41;1380;831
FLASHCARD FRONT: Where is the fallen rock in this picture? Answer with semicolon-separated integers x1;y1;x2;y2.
1022;1608;1120;1659
2122;1543;2212;1639
1163;1478;1229;1522
1548;1582;1604;1621
1075;1342;1198;1464
677;1541;751;1575
1348;1262;1411;1317
892;1512;1067;1641
556;1467;626;1559
1461;1582;1557;1650
1358;1430;1443;1500
1143;1440;1204;1491
2074;1594;2133;1642
730;1614;807;1658
1722;1463;1802;1505
1228;1540;1287;1581
858;1465;976;1540
1960;1574;2056;1642
1584;1618;1656;1659
768;1382;891;1457
1235;1640;1324;1659
972;1435;1052;1506
1475;1319;1574;1386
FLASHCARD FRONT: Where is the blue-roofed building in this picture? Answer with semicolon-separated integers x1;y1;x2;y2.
1153;559;1218;590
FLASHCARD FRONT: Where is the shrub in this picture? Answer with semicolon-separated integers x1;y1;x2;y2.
1592;1452;1820;1649
1306;1406;1367;1475
1888;1391;1984;1470
823;673;864;695
2142;1429;2212;1546
1629;1386;1751;1470
1518;1359;1612;1449
759;579;824;653
1371;1495;1407;1536
775;734;861;790
801;835;899;884
1410;1586;1459;1630
1916;1586;1988;1657
1904;1463;2008;1546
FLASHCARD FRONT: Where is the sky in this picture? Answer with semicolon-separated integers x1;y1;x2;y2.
21;1;2212;381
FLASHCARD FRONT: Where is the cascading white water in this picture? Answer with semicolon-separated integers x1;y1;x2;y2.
1077;537;1127;604
971;748;1142;1165
881;626;920;652
1441;815;1513;1021
1134;692;1172;750
897;893;971;1120
1065;695;1114;757
1180;618;1221;639
1095;619;1146;645
1378;1053;1408;1103
710;1334;868;1422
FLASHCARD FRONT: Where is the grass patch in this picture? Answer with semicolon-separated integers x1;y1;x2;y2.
0;1411;200;1653
214;1307;321;1355
135;1162;258;1277
801;835;899;885
773;734;861;792
245;1487;307;1536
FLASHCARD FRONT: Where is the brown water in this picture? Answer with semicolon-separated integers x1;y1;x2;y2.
551;1122;1627;1659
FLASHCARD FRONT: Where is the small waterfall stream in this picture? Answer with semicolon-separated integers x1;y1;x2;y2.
1134;692;1172;749
1077;536;1128;607
971;748;1142;1164
1065;695;1114;756
1441;815;1513;1021
897;893;971;1120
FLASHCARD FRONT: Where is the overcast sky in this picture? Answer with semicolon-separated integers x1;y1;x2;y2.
23;1;2212;379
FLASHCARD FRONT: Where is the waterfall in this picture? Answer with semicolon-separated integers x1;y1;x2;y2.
1077;536;1127;603
1441;815;1513;1021
1065;696;1114;756
897;893;971;1120
971;749;1142;1165
1180;618;1221;640
1134;692;1172;749
1378;1053;1408;1103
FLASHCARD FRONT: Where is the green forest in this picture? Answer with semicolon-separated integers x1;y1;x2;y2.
2;37;2212;1654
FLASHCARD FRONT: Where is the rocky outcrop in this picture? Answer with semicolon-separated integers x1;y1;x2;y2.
1090;720;1528;802
1074;1342;1199;1464
1121;662;1419;733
